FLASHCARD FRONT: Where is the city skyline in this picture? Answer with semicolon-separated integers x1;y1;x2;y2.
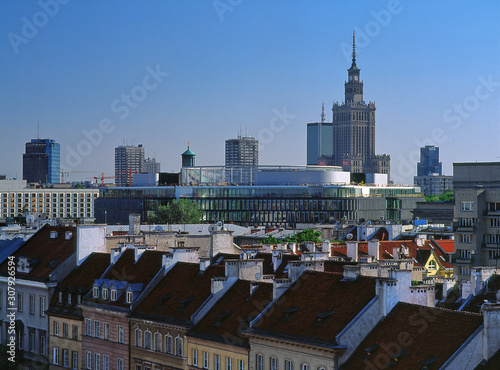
1;1;499;184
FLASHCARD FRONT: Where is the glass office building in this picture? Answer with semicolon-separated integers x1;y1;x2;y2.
95;184;421;227
23;139;60;184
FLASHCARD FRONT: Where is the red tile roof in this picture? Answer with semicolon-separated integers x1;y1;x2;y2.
48;252;110;317
0;225;77;280
189;280;273;347
250;271;377;346
341;302;483;369
85;249;164;308
132;262;225;326
432;239;455;253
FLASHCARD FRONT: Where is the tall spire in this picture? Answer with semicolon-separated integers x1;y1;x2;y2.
351;31;358;69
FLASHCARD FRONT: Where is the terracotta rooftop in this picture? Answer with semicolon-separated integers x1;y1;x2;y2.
84;249;164;308
189;280;273;348
433;239;455;253
341;302;483;369
132;262;225;326
47;252;110;317
0;225;77;281
250;271;377;346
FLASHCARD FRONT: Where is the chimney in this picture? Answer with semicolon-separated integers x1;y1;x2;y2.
321;241;331;253
346;241;358;262
273;278;292;300
199;257;211;272
416;235;426;246
129;213;141;235
134;246;146;263
482;304;500;360
392;247;400;260
368;239;380;260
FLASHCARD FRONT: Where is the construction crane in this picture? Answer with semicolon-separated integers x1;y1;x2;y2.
94;173;115;187
60;170;96;183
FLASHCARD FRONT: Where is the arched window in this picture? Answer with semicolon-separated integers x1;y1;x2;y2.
301;364;310;370
134;328;142;347
285;360;293;370
428;260;437;269
270;357;278;370
175;335;183;357
144;329;152;350
154;331;162;352
165;334;173;354
256;355;264;370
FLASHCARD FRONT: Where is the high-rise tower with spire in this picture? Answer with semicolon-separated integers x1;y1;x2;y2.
307;31;390;179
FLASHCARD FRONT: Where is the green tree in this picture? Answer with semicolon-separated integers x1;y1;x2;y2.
148;199;203;224
425;189;454;202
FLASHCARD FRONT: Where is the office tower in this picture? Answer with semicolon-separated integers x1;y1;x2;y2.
417;145;442;176
306;32;390;177
115;145;145;186
144;158;161;174
181;145;196;167
23;138;60;184
225;136;259;166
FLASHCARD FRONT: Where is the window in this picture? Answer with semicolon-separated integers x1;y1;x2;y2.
488;202;500;211
256;354;264;370
144;329;152;349
93;287;99;298
117;358;124;370
68;293;72;305
203;351;209;369
18;292;23;312
271;357;278;370
111;289;117;301
0;289;3;310
29;332;35;352
215;354;221;370
63;349;69;368
54;321;60;336
40;334;46;355
29;294;35;314
458;249;472;259
135;328;142;347
95;353;101;370
126;291;133;303
192;349;198;366
117;325;124;343
461;201;474;211
154;331;162;351
72;351;78;370
59;291;63;303
459;265;471;275
175;335;183;357
285;360;293;370
301;364;310;370
460;234;472;243
104;322;110;340
53;347;60;365
428;260;436;269
73;324;79;340
491;218;500;228
489;250;500;260
165;334;173;354
62;322;68;338
238;359;244;370
85;319;91;336
86;351;91;369
95;321;101;338
103;355;110;370
102;288;108;300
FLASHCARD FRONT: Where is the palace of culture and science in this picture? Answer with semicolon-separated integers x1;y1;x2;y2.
307;32;391;178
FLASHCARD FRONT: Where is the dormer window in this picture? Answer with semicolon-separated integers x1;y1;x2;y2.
111;289;117;301
77;295;81;304
65;231;73;240
93;287;99;298
67;294;72;305
280;306;299;322
50;231;58;239
428;260;437;269
126;291;133;304
58;292;63;303
102;288;108;300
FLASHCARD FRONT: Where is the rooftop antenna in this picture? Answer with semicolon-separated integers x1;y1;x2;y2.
351;30;357;69
321;103;325;123
245;125;248;137
37;121;40;139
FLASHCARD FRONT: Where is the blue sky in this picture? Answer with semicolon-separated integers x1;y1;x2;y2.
1;0;499;184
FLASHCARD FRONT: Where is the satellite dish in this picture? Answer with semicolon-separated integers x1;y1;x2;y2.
346;233;353;240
